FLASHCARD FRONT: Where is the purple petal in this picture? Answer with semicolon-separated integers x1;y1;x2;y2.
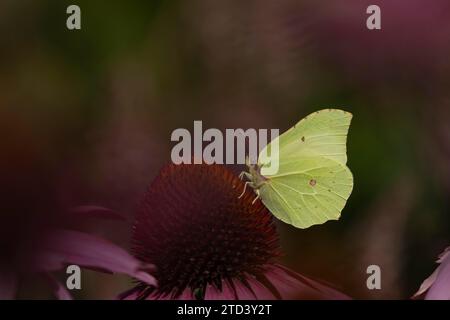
44;273;73;300
413;269;439;298
203;281;259;300
253;264;351;300
69;205;126;221
192;265;350;300
420;247;450;300
0;268;17;300
36;230;156;286
123;264;350;300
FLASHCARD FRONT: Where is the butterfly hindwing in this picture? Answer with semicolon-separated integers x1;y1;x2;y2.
259;156;353;229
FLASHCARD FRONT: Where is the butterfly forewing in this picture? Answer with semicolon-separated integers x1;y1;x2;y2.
259;109;352;171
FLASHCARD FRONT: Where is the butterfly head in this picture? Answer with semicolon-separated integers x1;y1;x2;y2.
244;157;267;190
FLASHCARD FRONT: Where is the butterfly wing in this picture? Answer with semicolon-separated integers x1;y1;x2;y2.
258;109;352;170
258;156;353;228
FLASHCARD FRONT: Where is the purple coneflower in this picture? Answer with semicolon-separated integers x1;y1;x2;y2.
120;163;348;300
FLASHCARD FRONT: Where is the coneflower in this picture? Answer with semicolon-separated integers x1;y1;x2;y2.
120;163;348;300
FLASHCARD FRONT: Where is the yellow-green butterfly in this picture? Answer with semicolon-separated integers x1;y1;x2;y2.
240;109;353;229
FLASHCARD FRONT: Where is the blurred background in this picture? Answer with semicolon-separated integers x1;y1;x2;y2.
0;0;449;299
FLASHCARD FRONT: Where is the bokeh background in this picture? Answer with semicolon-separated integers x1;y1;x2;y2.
1;0;449;299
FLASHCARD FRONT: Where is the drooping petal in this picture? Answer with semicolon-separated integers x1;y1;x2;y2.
0;267;17;300
415;247;450;300
200;265;350;300
121;264;350;300
36;230;156;286
260;264;351;300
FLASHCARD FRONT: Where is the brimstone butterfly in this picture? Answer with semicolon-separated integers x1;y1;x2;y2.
240;109;354;229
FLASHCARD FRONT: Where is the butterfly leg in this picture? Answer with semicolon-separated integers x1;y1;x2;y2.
251;192;260;204
238;181;250;199
239;171;253;181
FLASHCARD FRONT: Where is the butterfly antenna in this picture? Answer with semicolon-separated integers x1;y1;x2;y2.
238;171;245;180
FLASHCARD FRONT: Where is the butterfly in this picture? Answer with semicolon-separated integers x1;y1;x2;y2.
240;109;354;229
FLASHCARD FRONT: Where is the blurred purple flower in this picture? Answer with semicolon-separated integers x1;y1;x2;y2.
0;116;156;299
414;247;450;300
118;163;349;300
0;208;156;300
311;0;450;85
